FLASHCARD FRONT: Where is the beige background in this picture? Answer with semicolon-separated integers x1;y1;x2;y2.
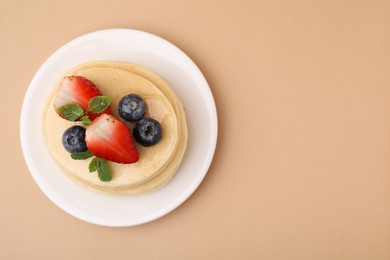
1;0;390;259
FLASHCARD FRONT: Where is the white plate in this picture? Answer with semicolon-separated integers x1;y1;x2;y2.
20;29;218;227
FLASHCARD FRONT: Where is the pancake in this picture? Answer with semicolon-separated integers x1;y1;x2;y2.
43;61;188;194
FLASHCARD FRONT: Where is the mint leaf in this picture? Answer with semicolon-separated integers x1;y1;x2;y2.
88;96;111;114
88;157;112;182
89;157;99;172
71;151;93;160
58;104;84;121
96;159;112;182
81;115;92;125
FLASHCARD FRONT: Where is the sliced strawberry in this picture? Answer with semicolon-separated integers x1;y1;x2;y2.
53;75;111;120
85;114;139;164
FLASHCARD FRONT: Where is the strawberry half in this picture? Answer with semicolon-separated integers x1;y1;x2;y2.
53;75;111;120
85;114;139;164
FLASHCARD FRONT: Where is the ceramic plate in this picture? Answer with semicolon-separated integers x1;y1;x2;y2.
20;29;218;227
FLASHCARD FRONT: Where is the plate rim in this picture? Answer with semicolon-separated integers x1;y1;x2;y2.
20;28;218;227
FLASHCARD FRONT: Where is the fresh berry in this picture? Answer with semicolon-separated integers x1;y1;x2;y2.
118;94;146;121
132;118;162;147
85;114;139;164
53;75;111;120
62;125;87;153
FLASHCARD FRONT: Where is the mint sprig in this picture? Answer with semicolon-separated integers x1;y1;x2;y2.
58;104;84;121
58;95;110;123
88;96;111;114
70;151;113;182
89;157;112;182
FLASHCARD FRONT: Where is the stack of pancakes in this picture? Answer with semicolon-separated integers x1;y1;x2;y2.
43;61;187;194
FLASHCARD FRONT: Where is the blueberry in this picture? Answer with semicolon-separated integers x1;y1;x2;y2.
118;94;146;122
132;118;162;147
62;125;87;153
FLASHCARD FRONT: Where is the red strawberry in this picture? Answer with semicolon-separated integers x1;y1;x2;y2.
85;114;139;164
53;75;111;120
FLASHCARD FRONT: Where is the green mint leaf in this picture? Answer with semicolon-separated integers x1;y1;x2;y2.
88;157;112;182
89;157;99;172
96;158;112;182
58;104;84;121
81;115;92;125
88;96;111;114
71;151;94;160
